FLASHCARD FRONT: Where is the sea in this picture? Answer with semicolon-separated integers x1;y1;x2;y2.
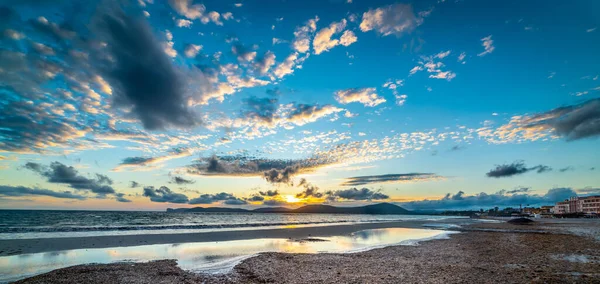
0;210;466;282
0;210;458;239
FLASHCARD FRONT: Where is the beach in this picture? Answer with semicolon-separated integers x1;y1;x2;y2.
9;218;600;283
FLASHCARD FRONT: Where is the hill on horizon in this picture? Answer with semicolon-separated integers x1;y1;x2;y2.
167;202;413;215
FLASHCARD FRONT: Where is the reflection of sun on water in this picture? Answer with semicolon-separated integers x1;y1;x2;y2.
285;195;300;203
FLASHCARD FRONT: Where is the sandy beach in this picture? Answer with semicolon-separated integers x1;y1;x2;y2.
12;218;600;283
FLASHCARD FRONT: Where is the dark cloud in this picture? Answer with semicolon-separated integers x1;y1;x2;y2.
263;166;298;184
530;165;552;173
400;188;577;210
115;192;132;203
187;155;328;179
296;181;323;199
504;187;530;194
0;100;90;153
486;161;552;178
520;98;600;141
143;186;189;203
96;7;198;130
559;166;574;173
341;173;443;186
170;176;195;185
241;95;278;124
259;190;279;197
25;161;115;194
248;195;265;202
0;185;86;200
577;187;600;196
130;181;140;188
188;192;247;205
327;188;389;201
450;145;466;151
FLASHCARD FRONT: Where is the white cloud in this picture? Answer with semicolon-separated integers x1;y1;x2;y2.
435;50;451;59
163;30;177;58
184;44;202;58
478;35;495;57
335;88;386;107
176;19;193;28
395;94;408;106
169;0;205;20
223;12;233;20
4;29;25;40
292;17;319;53
313;19;350;54
340;30;358;46
457;52;466;64
273;53;298;79
255;51;276;75
360;4;419;37
586;27;596;33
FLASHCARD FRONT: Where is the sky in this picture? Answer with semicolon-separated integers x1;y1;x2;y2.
0;0;599;211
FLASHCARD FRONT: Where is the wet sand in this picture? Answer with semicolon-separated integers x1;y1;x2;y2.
14;218;600;283
0;219;473;256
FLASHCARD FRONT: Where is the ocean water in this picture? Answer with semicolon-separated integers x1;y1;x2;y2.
0;210;458;239
0;227;458;282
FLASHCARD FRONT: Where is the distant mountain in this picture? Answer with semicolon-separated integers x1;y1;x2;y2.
167;202;413;215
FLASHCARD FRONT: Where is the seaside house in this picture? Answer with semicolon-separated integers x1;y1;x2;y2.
553;196;600;215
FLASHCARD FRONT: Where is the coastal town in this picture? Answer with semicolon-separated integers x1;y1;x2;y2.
448;195;600;218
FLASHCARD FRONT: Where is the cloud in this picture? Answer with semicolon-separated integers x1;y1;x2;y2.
130;181;141;188
359;4;419;37
296;179;323;198
285;104;344;126
259;190;279;197
477;35;495;56
485;161;552;178
400;188;577;210
113;148;191;171
115;192;132;202
409;53;456;81
184;44;202;57
143;186;189;203
0;185;86;200
520;99;600;141
254;51;276;75
188;192;247;205
334;88;386;107
241;95;279;125
0;100;89;153
292;17;318;53
263;166;298;184
313;19;350;54
559;166;574;172
327;187;388;201
504;187;530;194
339;30;357;46
176;19;193;28
170;176;195;184
341;173;445;186
168;0;205;20
96;8;199;130
25;161;116;194
187;154;331;179
577;187;600;195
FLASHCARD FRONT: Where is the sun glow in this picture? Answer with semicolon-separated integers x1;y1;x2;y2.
285;195;301;203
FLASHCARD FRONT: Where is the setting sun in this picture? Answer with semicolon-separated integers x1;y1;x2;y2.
285;195;301;203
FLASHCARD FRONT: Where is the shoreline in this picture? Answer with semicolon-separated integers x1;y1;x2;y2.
0;218;473;257
10;218;600;283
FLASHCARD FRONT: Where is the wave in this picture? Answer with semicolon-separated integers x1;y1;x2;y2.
0;219;404;234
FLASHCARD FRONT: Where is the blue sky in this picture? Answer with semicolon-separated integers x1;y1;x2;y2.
0;0;599;210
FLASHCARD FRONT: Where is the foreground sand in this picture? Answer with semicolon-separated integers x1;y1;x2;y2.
15;219;600;283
